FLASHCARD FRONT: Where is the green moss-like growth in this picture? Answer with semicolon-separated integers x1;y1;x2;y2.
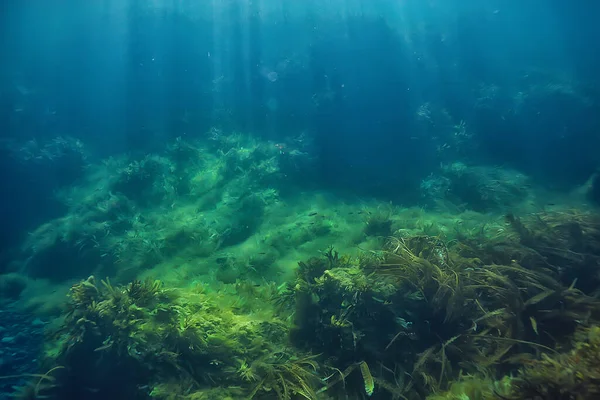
426;375;512;400
363;206;393;237
429;325;600;400
421;162;530;212
13;157;600;400
508;325;600;399
35;275;322;400
15;134;296;284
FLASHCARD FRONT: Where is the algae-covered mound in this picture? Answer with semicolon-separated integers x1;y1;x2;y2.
289;210;600;399
29;276;322;400
428;325;600;400
15;133;313;284
507;325;600;399
420;162;531;213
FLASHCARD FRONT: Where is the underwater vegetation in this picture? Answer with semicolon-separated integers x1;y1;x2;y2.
12;206;600;399
28;275;321;399
3;2;600;399
12;134;315;285
420;163;530;213
6;136;89;188
3;125;600;400
429;324;600;400
287;210;600;399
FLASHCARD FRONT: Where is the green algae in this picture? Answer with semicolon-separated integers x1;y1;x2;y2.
7;134;600;399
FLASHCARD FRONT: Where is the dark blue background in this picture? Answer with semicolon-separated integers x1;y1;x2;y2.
1;0;599;257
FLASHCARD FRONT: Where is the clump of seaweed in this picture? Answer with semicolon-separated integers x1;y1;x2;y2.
290;209;600;398
7;136;89;187
507;325;600;399
426;374;512;400
501;210;600;293
113;155;178;206
14;134;300;286
420;162;530;212
244;352;322;400
363;206;394;237
36;274;320;400
430;325;600;400
3;366;66;400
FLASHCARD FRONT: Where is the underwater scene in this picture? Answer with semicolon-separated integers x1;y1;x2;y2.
2;1;600;399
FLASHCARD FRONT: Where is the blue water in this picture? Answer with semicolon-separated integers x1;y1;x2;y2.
1;1;599;399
